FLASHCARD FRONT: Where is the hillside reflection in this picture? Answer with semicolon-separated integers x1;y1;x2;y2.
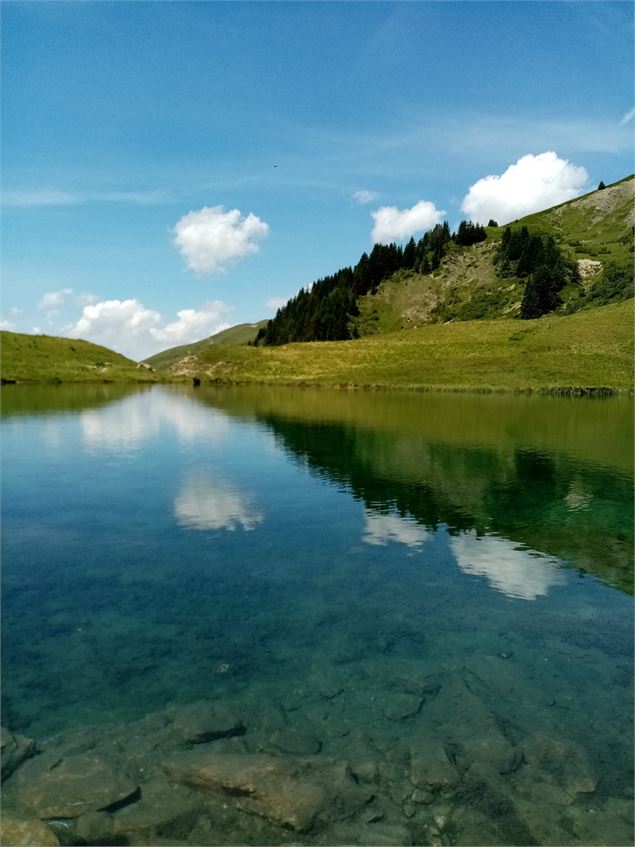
191;385;633;594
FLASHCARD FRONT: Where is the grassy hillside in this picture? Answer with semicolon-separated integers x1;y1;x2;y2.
161;300;633;394
0;332;162;384
144;320;268;370
352;176;634;335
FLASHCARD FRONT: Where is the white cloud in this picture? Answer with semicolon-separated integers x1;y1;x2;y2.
151;301;232;345
371;200;445;244
460;152;589;225
450;530;565;601
0;318;15;330
363;510;430;549
620;107;635;125
172;205;269;274
68;298;162;358
66;297;233;359
174;475;263;532
265;296;289;311
38;288;74;311
353;189;379;205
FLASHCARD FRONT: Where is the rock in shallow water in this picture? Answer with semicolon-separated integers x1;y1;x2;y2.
167;701;246;745
0;816;59;846
163;751;372;832
7;750;139;819
1;726;37;781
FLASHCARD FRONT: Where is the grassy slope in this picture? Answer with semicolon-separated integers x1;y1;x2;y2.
353;176;634;334
169;300;633;394
144;320;268;370
0;332;162;383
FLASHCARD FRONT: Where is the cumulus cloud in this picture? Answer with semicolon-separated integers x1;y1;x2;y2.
151;301;231;345
66;297;233;359
460;152;589;225
0;317;15;330
38;288;74;311
353;189;378;205
172;205;269;274
265;296;289;311
68;298;162;358
371;200;445;244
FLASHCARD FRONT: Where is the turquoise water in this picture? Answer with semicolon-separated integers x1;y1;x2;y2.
1;384;633;845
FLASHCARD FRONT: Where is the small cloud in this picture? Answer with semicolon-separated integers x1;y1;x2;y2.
2;189;169;208
9;307;22;317
38;289;74;311
172;205;269;275
620;107;635;125
0;317;15;330
371;200;445;244
353;189;379;205
460;151;589;225
151;301;232;345
265;296;289;311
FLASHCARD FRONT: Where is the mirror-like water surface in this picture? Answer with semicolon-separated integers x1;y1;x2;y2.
1;385;633;846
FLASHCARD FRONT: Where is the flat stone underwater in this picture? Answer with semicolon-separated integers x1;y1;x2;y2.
1;384;633;846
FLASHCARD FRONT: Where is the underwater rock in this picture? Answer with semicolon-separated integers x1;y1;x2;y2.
522;732;597;800
163;751;371;832
380;692;423;722
8;749;139;819
0;815;60;846
70;811;115;844
1;726;37;781
410;742;459;791
168;700;246;745
269;727;322;756
462;733;521;776
110;777;205;841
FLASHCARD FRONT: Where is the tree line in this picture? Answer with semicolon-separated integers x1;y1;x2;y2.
255;221;488;345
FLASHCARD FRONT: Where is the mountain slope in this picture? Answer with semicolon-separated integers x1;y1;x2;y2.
0;332;160;383
353;176;634;334
144;320;268;370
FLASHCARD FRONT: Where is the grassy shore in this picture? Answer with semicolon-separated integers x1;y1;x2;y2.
0;332;162;384
175;300;634;394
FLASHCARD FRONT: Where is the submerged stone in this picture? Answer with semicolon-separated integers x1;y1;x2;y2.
1;726;36;781
163;751;371;832
8;750;139;819
168;701;246;745
269;727;322;756
522;732;597;799
410;742;459;790
0;816;60;846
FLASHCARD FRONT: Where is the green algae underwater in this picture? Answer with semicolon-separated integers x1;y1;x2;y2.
1;384;633;846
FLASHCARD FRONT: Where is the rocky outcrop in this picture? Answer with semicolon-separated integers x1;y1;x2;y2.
163;750;372;832
0;816;60;846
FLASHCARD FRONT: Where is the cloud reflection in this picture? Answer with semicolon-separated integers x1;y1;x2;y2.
363;509;430;549
174;476;263;532
450;530;565;601
81;390;228;451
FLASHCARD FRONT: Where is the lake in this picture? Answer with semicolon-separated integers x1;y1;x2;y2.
1;384;633;846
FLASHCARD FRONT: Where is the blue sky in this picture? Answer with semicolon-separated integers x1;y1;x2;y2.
2;1;633;358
